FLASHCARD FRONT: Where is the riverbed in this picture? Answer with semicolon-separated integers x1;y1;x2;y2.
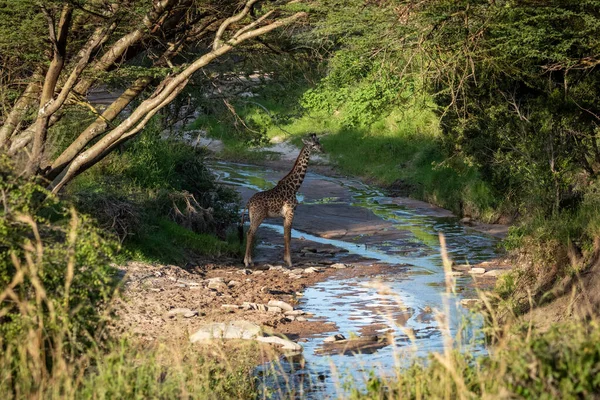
209;160;502;398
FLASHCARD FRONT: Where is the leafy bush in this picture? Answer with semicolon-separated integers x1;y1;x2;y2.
0;156;117;362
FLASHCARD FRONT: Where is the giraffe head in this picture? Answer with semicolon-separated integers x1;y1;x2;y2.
302;133;324;153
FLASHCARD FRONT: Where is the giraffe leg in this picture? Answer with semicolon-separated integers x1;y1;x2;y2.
244;209;264;267
283;210;294;267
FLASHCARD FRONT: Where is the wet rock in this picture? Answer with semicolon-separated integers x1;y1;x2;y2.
468;267;486;274
460;217;474;226
301;247;317;253
267;300;294;312
324;334;346;343
330;263;347;269
256;336;302;352
190;320;261;342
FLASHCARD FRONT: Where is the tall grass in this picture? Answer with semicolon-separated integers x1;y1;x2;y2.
0;210;257;399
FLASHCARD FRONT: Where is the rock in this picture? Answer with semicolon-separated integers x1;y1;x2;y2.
304;267;321;274
184;310;198;318
257;304;267;312
460;299;482;308
296;316;307;322
324;334;346;343
252;270;264;275
166;308;194;318
256;336;303;352
267;306;282;313
207;277;225;283
267;300;294;312
284;310;305;316
289;273;303;279
208;280;228;290
291;268;304;274
286;316;296;321
452;264;472;272
189;320;261;342
460;217;474;226
330;263;347;269
149;288;162;292
221;304;240;310
468;267;486;274
227;280;241;287
301;247;317;253
483;269;506;277
423;306;432;313
177;279;200;287
269;265;285;271
237;269;252;275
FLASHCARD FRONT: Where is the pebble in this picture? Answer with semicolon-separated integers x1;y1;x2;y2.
324;333;346;343
304;267;321;274
468;267;486;274
208;280;228;290
330;263;347;269
237;269;252;275
295;316;307;322
221;304;240;310
483;269;506;277
167;308;197;318
284;310;305;316
227;280;240;287
267;300;294;312
460;298;483;308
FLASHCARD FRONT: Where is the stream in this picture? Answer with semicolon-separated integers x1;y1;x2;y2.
209;160;500;399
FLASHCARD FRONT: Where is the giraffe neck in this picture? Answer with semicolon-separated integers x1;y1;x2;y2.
278;145;311;193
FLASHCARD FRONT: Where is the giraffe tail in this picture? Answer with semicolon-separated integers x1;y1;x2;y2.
238;206;248;243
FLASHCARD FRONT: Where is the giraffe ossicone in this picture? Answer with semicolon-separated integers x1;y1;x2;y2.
239;133;323;267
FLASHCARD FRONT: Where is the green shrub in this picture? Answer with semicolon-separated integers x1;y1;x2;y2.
0;157;118;395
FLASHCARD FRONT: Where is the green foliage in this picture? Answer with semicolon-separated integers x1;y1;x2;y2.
69;121;241;263
0;155;117;350
352;321;600;399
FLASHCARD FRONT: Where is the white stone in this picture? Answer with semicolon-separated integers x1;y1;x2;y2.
267;306;282;313
324;333;346;343
468;267;486;274
483;269;506;277
267;300;294;312
256;336;302;352
331;263;347;269
166;308;194;318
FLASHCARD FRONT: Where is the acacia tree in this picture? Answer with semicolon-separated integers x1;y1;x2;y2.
0;0;306;192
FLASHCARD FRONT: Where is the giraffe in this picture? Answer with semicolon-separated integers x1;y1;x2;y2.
239;133;323;267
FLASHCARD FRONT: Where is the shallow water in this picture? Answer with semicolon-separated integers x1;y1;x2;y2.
210;161;498;398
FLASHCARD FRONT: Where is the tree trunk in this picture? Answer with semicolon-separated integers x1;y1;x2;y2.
49;9;307;193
